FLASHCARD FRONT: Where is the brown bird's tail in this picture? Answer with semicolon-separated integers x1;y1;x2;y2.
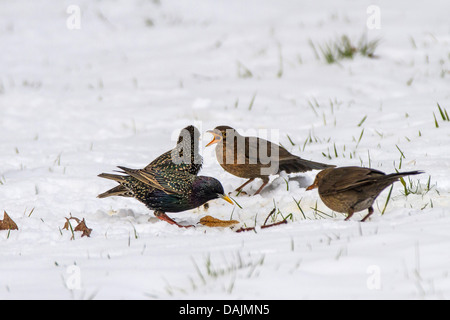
97;173;130;198
279;156;335;174
367;170;424;194
385;170;424;180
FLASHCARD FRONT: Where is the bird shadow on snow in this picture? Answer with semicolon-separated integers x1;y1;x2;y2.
257;174;313;195
96;208;157;224
96;207;203;227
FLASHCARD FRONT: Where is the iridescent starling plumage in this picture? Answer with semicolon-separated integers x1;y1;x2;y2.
97;126;232;227
97;125;202;199
99;166;227;212
145;125;202;175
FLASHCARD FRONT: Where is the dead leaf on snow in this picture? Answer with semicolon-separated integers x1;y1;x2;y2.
0;211;18;231
199;215;240;228
62;214;92;238
74;218;92;237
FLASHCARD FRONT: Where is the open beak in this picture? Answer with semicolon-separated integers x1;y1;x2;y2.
206;130;221;147
219;194;234;205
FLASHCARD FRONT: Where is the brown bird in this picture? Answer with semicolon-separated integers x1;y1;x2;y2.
306;166;423;221
206;125;335;195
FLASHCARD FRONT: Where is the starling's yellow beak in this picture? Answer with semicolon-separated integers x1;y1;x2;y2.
219;194;234;205
206;130;221;147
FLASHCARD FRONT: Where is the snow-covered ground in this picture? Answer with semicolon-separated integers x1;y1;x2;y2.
1;0;449;299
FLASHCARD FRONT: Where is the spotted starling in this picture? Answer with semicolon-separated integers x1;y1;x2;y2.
98;125;202;199
306;166;423;221
145;125;203;174
206;125;334;195
98;166;233;228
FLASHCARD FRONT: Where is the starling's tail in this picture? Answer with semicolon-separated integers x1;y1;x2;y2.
97;173;129;198
98;172;127;183
279;156;335;174
97;185;131;198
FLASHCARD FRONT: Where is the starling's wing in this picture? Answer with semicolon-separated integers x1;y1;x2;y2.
144;150;172;170
145;148;202;176
140;168;195;195
117;166;193;195
319;167;387;195
144;126;203;175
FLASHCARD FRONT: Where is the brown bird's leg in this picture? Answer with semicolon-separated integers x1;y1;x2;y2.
361;207;374;222
154;211;193;228
254;177;270;195
235;178;255;193
344;208;355;221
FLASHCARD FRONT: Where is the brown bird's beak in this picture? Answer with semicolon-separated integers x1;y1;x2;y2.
219;194;234;205
306;183;317;191
206;130;221;147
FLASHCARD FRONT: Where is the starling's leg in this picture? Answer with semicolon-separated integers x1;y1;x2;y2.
344;208;355;221
361;207;374;222
154;211;193;228
254;177;270;195
235;178;255;193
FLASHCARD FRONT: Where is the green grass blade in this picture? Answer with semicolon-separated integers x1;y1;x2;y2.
381;185;393;215
357;115;367;127
248;92;257;111
437;103;446;121
433;112;439;128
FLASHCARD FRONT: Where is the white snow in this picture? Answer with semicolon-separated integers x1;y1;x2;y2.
0;0;449;299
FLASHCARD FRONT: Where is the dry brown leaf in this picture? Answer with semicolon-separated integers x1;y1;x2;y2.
74;218;92;237
199;215;240;228
62;219;70;231
0;211;19;231
62;215;92;238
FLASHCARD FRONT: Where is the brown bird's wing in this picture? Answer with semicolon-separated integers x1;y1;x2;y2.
242;136;292;163
247;136;333;171
243;136;334;173
279;156;334;173
117;166;193;195
319;167;387;195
